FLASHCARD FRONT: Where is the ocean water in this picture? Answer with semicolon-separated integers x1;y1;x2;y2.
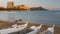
0;11;60;26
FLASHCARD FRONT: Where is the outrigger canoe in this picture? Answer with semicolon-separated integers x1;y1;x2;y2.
39;25;55;34
27;24;42;34
0;22;28;34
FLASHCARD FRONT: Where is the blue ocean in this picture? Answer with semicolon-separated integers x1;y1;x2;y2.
0;11;60;26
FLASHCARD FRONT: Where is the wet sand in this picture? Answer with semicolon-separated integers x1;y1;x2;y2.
0;20;60;34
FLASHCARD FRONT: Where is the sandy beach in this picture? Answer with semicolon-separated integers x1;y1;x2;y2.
0;20;60;34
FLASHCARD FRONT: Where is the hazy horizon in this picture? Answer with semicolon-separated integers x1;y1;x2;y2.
0;0;60;10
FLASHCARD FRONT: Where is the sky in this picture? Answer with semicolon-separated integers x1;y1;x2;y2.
0;0;60;10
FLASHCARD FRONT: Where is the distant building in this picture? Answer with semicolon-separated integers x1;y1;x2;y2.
7;2;14;9
15;5;30;10
7;2;30;11
19;5;30;10
15;5;19;9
